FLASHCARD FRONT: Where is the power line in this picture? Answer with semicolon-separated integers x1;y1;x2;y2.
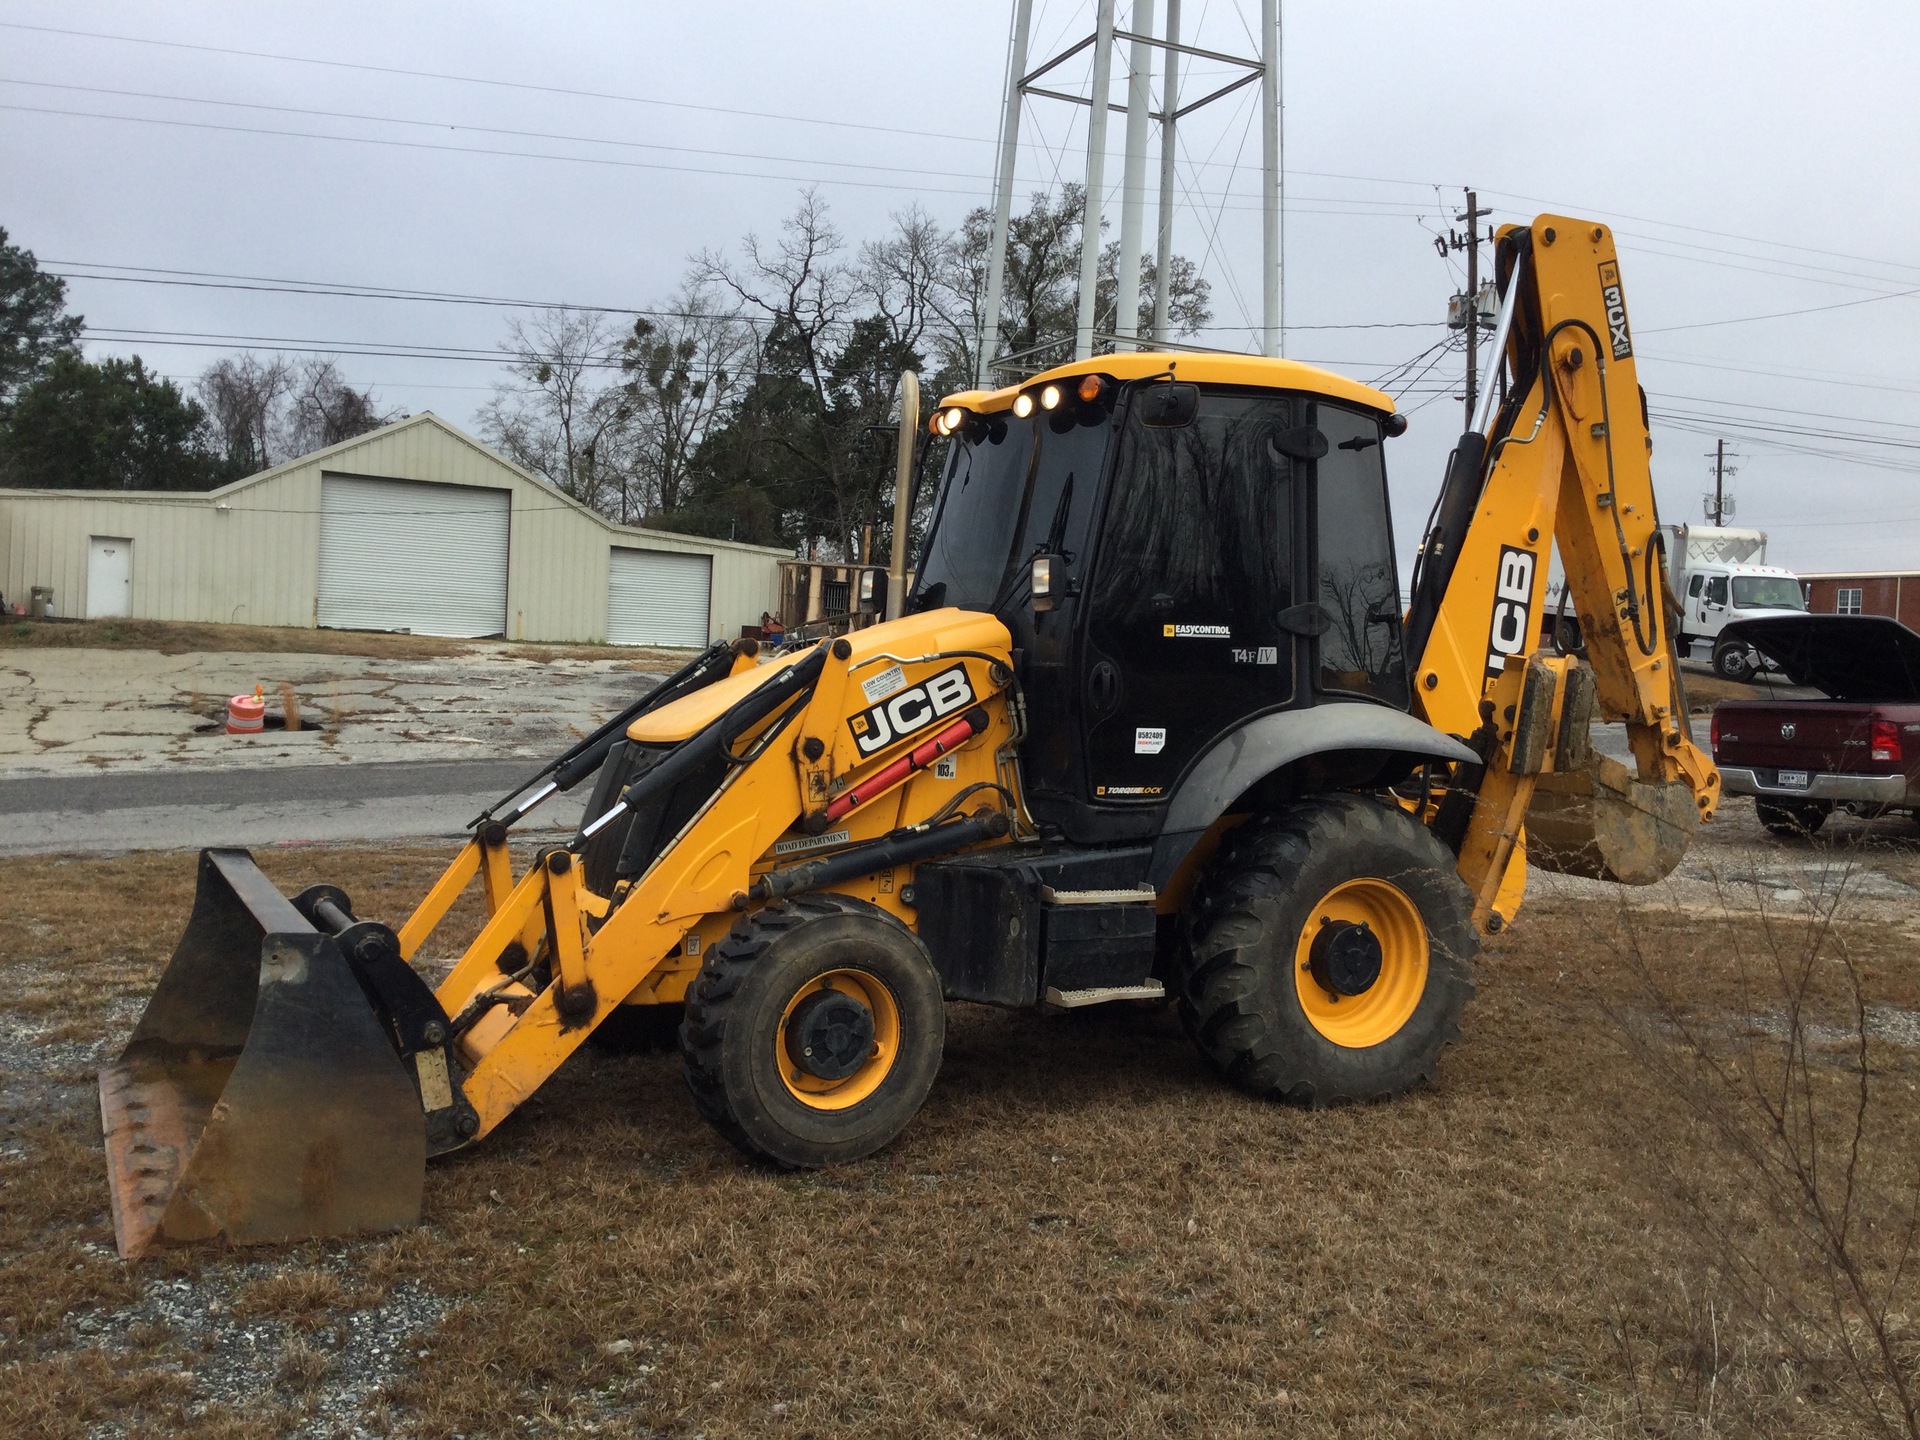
52;261;1437;334
0;19;1000;147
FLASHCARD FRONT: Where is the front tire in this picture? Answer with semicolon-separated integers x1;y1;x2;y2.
1180;795;1477;1105
680;894;945;1168
1713;640;1753;681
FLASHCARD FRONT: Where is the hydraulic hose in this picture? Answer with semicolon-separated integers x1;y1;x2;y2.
471;638;743;829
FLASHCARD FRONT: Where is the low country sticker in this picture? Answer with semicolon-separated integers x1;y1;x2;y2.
859;664;907;705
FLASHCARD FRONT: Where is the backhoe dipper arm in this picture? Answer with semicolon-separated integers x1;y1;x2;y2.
1404;215;1719;925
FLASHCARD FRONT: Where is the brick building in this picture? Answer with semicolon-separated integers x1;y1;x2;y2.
1800;572;1920;628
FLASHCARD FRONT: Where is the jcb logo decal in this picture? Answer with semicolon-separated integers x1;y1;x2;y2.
847;663;976;756
1598;260;1632;360
1485;546;1535;678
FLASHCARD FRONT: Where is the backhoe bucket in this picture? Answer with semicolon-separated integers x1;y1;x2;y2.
100;849;424;1259
1525;752;1699;885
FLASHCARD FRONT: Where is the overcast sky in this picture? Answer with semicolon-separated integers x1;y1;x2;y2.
4;1;1917;575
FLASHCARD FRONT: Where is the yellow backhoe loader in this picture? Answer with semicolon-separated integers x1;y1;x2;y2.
101;215;1718;1258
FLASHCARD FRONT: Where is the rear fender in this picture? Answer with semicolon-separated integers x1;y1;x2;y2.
1148;703;1477;886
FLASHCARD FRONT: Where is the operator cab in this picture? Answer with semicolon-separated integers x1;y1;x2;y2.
911;353;1410;844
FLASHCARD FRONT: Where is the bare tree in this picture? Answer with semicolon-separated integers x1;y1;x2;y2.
276;358;394;457
697;191;868;557
198;354;292;474
478;308;635;514
619;285;752;523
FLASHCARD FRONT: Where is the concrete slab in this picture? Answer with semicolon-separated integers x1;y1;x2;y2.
0;647;669;780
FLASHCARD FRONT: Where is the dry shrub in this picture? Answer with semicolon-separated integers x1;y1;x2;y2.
275;1333;333;1395
230;1270;348;1329
1607;852;1920;1437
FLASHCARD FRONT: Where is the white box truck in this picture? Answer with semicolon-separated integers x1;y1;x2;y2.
1665;524;1805;679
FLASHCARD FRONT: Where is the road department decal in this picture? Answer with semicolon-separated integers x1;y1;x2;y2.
1598;260;1632;360
774;828;852;857
1163;623;1231;638
847;662;976;757
1484;545;1535;678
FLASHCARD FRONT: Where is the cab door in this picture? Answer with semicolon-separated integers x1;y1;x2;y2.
1079;391;1301;802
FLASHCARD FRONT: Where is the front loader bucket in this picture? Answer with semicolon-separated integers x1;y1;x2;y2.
1525;752;1700;885
100;849;425;1259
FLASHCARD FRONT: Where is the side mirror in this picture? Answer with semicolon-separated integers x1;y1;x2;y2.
1382;412;1408;438
1138;382;1199;428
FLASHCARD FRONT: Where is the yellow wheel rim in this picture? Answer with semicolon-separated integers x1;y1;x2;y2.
776;968;901;1110
1292;878;1429;1049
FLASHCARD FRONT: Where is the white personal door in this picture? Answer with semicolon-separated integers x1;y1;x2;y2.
607;547;712;648
86;536;132;618
317;475;510;637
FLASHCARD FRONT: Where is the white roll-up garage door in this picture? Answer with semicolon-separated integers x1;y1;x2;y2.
318;475;510;637
607;546;712;648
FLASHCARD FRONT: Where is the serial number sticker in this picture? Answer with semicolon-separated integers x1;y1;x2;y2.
1163;623;1231;639
933;755;958;779
1777;770;1810;789
774;828;852;856
1134;727;1167;755
860;664;908;704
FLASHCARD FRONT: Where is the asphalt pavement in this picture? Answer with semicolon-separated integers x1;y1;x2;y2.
2;758;589;855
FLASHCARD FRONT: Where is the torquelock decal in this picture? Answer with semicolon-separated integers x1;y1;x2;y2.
846;662;976;757
1485;546;1535;678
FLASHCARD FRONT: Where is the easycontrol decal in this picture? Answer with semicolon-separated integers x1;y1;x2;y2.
1163;623;1231;638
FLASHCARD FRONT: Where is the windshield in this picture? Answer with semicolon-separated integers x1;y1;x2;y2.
910;413;1036;611
1732;576;1806;611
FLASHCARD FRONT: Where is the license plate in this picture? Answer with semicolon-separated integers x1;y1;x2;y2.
1777;770;1810;789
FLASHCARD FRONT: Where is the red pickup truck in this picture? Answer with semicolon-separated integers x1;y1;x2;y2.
1709;615;1920;837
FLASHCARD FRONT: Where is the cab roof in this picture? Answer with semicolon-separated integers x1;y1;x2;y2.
938;350;1396;416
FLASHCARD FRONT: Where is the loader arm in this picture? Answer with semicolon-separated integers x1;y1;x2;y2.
1403;215;1720;929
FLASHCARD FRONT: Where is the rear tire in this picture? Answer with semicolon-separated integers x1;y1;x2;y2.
1180;794;1477;1106
1756;798;1830;838
680;894;945;1168
1713;640;1753;681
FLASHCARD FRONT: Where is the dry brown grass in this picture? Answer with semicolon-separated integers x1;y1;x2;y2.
3;846;1916;1436
0;614;694;668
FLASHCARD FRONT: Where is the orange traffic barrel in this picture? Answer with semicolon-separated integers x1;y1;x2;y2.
227;692;266;734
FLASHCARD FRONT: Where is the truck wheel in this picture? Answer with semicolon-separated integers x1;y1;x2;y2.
1713;640;1752;681
680;894;945;1168
1756;798;1830;838
1180;795;1477;1106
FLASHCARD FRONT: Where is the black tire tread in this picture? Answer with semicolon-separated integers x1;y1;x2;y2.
680;893;937;1166
1179;794;1477;1106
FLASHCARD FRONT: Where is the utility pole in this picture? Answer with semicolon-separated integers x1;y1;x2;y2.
1441;189;1494;427
1074;0;1116;361
1260;0;1283;357
1705;439;1740;525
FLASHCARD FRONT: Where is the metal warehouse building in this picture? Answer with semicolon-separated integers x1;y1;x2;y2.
0;413;785;647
